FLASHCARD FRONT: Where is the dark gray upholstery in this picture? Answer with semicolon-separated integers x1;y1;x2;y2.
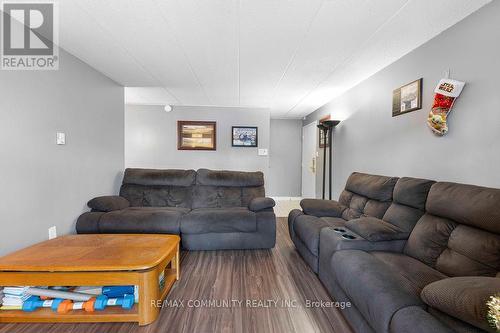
76;168;276;250
289;172;402;273
290;174;435;274
404;182;500;277
88;196;130;212
390;306;455;333
305;177;500;333
181;207;257;234
181;210;275;250
345;217;409;241
99;207;187;234
421;277;500;332
332;250;425;333
248;197;275;212
300;199;346;217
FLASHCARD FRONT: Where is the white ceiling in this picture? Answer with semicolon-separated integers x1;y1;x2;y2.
57;0;490;118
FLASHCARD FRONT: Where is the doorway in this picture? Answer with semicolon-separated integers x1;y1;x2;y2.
301;121;318;199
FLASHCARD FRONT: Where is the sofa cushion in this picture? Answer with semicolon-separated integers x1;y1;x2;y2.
181;207;257;234
426;182;500;234
196;168;264;187
405;215;500;277
120;184;193;208
332;250;425;333
294;215;346;256
344;172;399;201
371;252;447;294
392;177;435;210
122;168;196;186
345;217;410;241
99;207;187;234
337;172;398;221
421;277;500;332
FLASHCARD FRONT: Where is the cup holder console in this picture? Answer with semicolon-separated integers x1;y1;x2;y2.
341;234;356;240
332;227;356;240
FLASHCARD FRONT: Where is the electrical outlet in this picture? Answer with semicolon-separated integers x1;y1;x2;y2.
48;226;57;239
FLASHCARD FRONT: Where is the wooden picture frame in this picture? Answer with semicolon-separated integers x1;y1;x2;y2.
392;78;423;117
232;126;258;147
177;121;216;150
319;114;331;148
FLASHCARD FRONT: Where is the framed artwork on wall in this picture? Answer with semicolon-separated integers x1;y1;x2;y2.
177;121;216;150
232;126;258;147
319;114;331;148
392;78;423;117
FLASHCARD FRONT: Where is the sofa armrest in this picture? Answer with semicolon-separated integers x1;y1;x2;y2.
87;195;130;212
248;197;275;212
345;217;410;241
76;212;104;233
300;199;346;217
421;277;500;332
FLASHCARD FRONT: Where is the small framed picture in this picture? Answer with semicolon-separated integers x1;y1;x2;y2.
232;126;258;147
392;78;423;117
177;121;216;150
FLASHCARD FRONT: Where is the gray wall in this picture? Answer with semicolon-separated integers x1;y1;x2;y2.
125;104;271;178
305;0;500;200
125;105;303;197
0;49;124;256
268;119;302;197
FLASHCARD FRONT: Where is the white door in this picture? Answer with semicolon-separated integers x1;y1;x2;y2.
302;121;318;198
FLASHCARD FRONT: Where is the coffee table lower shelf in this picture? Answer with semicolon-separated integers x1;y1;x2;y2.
0;305;139;324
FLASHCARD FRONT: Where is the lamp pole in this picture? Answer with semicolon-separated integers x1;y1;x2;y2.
316;124;328;199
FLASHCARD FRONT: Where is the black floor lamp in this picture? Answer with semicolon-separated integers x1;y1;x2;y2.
319;120;341;200
317;123;328;200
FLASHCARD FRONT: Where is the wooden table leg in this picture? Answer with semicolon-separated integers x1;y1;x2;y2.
137;268;160;326
175;243;180;280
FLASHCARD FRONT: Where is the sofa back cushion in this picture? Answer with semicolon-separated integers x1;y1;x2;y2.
404;182;500;277
119;168;196;208
192;169;265;209
338;172;399;220
382;177;435;233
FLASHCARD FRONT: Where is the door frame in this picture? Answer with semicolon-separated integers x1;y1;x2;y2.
301;121;318;198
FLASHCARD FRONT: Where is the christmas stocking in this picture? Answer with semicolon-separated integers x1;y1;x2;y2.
428;78;465;136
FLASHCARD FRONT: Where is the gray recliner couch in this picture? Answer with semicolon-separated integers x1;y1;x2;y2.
77;168;276;250
289;172;500;333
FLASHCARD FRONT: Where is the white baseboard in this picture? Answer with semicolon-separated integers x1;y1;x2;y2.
271;196;303;201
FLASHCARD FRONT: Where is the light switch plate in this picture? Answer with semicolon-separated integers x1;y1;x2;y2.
56;132;66;145
258;148;268;156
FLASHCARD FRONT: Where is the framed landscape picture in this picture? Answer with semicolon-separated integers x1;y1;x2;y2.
392;78;423;117
177;121;216;150
232;126;258;147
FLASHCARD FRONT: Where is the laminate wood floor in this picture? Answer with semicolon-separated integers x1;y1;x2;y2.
0;217;353;333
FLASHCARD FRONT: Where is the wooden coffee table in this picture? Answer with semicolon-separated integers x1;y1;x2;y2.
0;234;180;326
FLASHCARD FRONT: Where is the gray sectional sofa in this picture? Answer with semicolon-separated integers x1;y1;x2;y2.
289;172;500;333
77;168;276;250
